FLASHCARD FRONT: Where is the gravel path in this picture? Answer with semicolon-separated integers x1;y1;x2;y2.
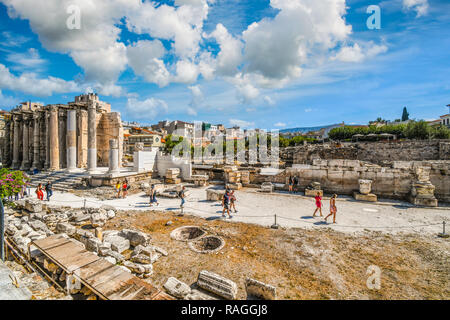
31;186;450;235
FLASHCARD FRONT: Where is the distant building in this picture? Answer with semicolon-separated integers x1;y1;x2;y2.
440;114;450;128
126;133;163;154
151;120;194;139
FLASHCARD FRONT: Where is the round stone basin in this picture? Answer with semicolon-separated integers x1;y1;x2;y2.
188;236;225;254
170;226;206;242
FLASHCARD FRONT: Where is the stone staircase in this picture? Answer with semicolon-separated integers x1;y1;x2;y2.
28;171;88;192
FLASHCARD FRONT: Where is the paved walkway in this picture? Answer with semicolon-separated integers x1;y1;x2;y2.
27;186;450;235
0;261;32;300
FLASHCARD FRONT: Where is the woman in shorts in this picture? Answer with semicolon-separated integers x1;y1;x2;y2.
116;181;122;198
325;194;338;223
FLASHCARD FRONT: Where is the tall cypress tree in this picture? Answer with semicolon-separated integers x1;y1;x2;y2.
401;107;409;121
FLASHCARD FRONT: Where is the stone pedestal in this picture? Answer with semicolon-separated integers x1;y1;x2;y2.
305;181;322;197
409;181;438;207
206;189;225;201
66;110;77;171
409;167;438;207
353;192;377;202
108;139;119;174
261;182;273;193
305;189;323;197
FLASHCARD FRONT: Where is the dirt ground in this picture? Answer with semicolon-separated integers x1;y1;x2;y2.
104;209;450;300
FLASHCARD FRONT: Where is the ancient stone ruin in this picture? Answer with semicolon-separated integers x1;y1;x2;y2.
1;94;123;172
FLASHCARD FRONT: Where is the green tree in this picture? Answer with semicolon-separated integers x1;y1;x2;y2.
401;107;409;121
431;125;450;139
404;120;430;140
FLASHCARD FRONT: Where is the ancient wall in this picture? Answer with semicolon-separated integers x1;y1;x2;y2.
286;140;450;165
249;160;450;203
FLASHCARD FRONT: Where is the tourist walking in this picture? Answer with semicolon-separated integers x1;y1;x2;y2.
179;186;186;208
230;190;237;213
325;194;338;223
45;181;53;201
36;184;44;201
222;190;232;218
288;176;294;193
122;180;129;198
312;192;323;217
115;181;122;198
149;185;159;207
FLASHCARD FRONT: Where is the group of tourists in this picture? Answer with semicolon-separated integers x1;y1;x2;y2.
222;187;237;218
34;182;53;201
115;180;130;199
288;176;300;193
312;192;338;223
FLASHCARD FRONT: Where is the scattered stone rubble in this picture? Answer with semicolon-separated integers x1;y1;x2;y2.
4;198;168;290
5;198;276;300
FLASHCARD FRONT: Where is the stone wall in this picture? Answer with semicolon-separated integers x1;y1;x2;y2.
286;140;450;165
249;160;450;203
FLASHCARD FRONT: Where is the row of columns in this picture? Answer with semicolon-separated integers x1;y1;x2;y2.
10;105;99;172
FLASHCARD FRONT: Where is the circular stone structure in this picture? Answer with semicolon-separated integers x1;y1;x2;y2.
188;236;225;254
170;226;206;242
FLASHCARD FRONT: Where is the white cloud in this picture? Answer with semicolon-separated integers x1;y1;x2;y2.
229;119;255;128
403;0;429;17
127;40;170;87
0;31;30;47
304;108;313;112
0;63;79;96
126;1;209;59
332;42;388;63
274;122;286;127
263;95;276;106
1;0;137;89
126;97;169;120
6;48;46;71
187;85;205;116
174;60;200;84
242;0;351;82
206;23;243;76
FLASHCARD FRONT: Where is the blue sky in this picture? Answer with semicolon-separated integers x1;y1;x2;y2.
0;0;449;129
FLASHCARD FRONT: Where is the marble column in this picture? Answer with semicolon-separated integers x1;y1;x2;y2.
49;108;60;171
39;113;46;169
66;109;77;171
9;121;13;167
31;113;40;170
87;101;97;172
44;111;50;169
58;110;67;169
77;110;88;168
12;117;20;169
108;139;119;174
20;116;30;170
